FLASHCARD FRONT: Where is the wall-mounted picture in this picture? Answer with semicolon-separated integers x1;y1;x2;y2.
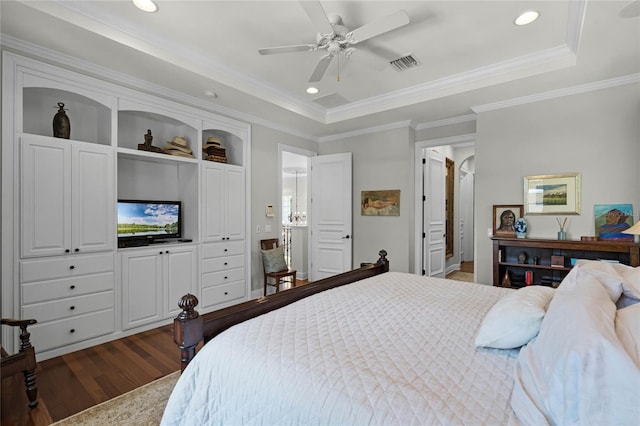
493;204;524;237
594;204;634;241
524;173;581;215
361;190;400;216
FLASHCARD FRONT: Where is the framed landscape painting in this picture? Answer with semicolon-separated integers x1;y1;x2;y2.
524;173;581;215
594;204;634;241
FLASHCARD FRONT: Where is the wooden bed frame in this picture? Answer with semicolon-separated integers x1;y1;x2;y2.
173;250;389;371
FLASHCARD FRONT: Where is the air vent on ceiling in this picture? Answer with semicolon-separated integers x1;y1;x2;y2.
389;54;421;71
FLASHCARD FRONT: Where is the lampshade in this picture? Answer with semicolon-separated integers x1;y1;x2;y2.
622;220;640;235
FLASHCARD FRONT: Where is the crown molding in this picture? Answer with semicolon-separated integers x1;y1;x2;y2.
15;0;587;126
415;114;476;131
416;133;476;148
318;120;412;143
472;73;640;114
0;35;319;143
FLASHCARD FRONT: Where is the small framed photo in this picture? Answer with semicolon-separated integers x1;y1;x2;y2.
493;204;524;237
524;173;581;215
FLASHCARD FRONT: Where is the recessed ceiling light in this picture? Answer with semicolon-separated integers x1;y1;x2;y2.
133;0;158;13
306;87;319;94
515;11;539;26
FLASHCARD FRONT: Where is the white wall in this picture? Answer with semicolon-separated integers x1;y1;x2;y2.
475;83;640;284
250;124;317;291
319;127;414;272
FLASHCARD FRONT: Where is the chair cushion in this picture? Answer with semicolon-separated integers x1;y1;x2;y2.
261;245;288;273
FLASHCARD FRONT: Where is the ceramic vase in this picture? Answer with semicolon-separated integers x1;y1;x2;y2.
514;218;527;238
53;102;70;139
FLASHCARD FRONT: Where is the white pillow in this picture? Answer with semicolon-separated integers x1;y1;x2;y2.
621;267;640;299
511;274;640;425
616;303;640;366
561;259;623;302
475;286;555;349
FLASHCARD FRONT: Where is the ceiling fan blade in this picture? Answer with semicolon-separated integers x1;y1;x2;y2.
299;0;334;36
346;10;410;44
259;44;317;55
308;54;333;82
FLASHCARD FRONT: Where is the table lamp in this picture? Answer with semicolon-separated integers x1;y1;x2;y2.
623;220;640;243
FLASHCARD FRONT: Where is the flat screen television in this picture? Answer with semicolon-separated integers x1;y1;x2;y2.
117;200;181;247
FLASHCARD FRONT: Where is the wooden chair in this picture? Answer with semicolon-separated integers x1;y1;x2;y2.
1;318;39;408
260;238;296;296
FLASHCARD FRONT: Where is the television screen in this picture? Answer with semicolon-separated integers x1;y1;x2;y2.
117;200;181;241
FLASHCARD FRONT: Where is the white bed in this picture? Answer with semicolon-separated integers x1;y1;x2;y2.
162;263;640;425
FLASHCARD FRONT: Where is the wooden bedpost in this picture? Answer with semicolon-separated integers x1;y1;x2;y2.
174;294;203;372
376;249;389;272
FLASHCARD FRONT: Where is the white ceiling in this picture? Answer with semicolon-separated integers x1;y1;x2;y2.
1;1;638;140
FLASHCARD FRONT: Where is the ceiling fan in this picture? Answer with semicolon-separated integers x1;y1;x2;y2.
258;1;410;82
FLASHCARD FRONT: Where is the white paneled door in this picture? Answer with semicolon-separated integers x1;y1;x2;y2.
310;153;352;281
423;148;446;277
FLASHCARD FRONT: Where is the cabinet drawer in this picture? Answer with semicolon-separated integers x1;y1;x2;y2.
22;291;114;323
201;255;244;273
201;241;244;258
201;281;245;308
29;309;115;353
21;253;114;283
22;272;114;304
202;268;245;288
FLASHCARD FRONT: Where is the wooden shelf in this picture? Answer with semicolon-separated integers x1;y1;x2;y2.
492;237;639;287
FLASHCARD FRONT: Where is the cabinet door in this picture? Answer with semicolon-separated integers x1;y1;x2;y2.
121;249;163;329
164;246;197;317
20;135;72;258
225;166;245;241
72;143;115;254
202;163;225;242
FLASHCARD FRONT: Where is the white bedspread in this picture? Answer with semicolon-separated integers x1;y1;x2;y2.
161;272;519;425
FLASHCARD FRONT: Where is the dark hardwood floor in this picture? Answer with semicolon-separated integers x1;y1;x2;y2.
2;324;180;425
2;282;312;425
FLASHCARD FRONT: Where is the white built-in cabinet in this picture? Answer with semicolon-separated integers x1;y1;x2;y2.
2;51;251;360
20;134;115;258
202;162;246;242
120;244;196;329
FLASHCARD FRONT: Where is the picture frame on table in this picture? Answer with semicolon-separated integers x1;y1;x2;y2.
493;204;524;237
524;173;581;215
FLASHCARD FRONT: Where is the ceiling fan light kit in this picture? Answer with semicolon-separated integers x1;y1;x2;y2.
259;0;410;83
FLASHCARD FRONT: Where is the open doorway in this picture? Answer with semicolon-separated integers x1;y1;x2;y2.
279;147;314;280
414;135;475;280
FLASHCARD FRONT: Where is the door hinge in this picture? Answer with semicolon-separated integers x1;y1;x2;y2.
423;195;426;202
422;269;426;275
422;232;426;238
422;158;426;164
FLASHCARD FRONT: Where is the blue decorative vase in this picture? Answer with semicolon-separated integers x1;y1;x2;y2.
514;218;527;238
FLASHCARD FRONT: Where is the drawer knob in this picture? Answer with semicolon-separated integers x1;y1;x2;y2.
74;248;80;252
70;285;76;290
70;329;75;333
159;251;163;255
224;262;228;266
69;265;75;270
70;306;75;310
224;249;228;252
165;250;169;254
224;276;228;279
65;249;70;253
224;291;228;295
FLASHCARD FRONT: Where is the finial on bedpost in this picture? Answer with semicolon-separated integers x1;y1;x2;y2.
177;293;200;320
174;293;203;372
377;249;389;272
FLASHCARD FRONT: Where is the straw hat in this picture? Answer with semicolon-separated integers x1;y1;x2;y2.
202;136;226;151
164;136;192;154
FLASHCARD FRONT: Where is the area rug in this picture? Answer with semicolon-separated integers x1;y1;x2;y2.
52;371;180;425
446;271;474;282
